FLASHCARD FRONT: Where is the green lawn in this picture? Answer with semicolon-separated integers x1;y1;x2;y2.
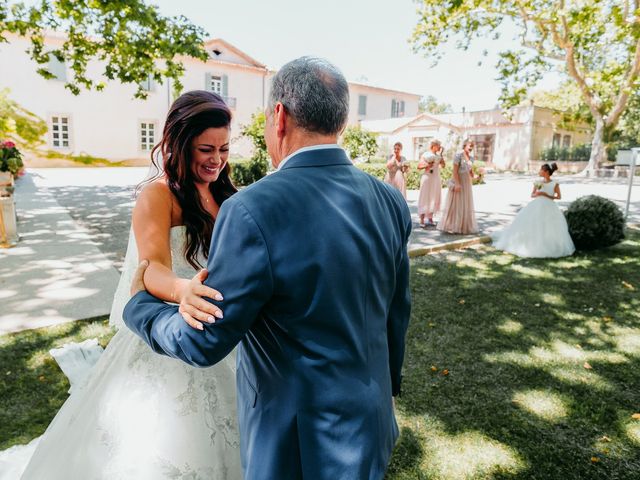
2;231;639;479
388;229;640;479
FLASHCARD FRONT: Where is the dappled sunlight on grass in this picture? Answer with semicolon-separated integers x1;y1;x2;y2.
612;328;640;357
512;389;569;422
510;264;555;279
624;422;640;446
546;368;613;391
497;319;523;335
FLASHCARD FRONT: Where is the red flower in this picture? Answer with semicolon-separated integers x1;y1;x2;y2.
2;141;16;149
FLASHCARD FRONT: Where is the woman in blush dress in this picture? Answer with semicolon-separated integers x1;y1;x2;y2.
16;91;243;480
437;139;478;234
417;139;445;227
493;162;575;258
384;141;410;200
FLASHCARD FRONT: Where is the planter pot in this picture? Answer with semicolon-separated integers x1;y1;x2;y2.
0;194;18;247
0;171;14;187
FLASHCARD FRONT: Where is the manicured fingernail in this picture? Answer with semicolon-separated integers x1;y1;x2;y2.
215;294;223;301
197;323;204;331
207;316;216;323
214;311;223;319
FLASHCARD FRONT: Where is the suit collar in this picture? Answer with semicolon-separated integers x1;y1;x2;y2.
278;147;352;170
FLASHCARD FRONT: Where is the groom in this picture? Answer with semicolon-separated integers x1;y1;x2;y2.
124;56;412;480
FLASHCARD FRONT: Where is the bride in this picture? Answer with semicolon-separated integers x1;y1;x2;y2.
17;91;242;479
493;162;575;258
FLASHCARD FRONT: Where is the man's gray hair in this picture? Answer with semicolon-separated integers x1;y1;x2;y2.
268;56;349;135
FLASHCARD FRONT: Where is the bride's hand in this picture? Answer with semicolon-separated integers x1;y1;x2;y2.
178;270;225;331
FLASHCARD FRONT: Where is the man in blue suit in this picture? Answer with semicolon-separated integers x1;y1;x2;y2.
124;56;411;480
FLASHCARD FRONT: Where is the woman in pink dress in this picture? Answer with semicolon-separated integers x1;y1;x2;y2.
417;139;445;227
384;142;409;199
438;139;478;234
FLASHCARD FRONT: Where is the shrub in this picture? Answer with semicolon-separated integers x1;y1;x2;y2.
564;195;625;250
341;126;378;161
355;161;485;189
239;111;269;186
0;140;24;176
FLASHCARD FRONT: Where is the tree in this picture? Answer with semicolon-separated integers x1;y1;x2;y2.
341;125;379;161
240;111;269;181
412;1;640;173
0;0;209;99
418;95;453;114
0;88;47;147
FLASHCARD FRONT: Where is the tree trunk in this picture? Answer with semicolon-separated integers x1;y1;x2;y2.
584;116;606;176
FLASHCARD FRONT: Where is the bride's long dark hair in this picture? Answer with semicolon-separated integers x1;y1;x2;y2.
140;90;237;269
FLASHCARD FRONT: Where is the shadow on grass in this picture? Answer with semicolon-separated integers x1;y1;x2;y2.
388;229;640;479
0;318;113;449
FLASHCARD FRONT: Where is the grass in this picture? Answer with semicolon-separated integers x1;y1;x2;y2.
43;150;128;166
387;228;640;479
0;317;114;449
1;232;639;478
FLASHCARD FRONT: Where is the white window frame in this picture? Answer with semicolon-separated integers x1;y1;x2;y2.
50;115;71;149
210;75;223;95
139;121;157;152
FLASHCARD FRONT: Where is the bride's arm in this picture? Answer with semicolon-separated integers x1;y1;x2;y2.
133;184;223;328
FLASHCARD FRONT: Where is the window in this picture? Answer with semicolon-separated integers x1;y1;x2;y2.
391;99;405;118
552;133;562;148
562;135;571;148
469;134;495;164
47;53;67;82
140;122;156;151
140;74;155;92
358;95;367;116
51;116;70;148
210;75;222;94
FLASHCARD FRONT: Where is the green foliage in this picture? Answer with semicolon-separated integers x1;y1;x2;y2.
340;125;378;161
412;0;640;166
356;161;485;189
418;95;453;114
0;139;24;175
1;1;209;99
43;150;124;166
565;195;625;250
237;111;268;186
540;143;617;163
0;89;47;148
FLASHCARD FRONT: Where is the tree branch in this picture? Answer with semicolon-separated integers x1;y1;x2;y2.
606;37;640;127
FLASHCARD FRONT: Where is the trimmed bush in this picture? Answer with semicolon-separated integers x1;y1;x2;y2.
230;159;266;187
356;161;485;189
564;195;625;250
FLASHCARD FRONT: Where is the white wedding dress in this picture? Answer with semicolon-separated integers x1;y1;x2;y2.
11;227;242;479
492;180;575;258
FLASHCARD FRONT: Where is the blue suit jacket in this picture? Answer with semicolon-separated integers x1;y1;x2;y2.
124;148;412;480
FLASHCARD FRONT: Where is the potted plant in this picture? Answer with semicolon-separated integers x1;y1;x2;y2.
0;140;25;186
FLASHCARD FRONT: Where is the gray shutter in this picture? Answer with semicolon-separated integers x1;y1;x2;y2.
148;74;155;92
400;100;405;116
358;95;367;115
222;74;228;98
391;99;397;117
205;72;212;91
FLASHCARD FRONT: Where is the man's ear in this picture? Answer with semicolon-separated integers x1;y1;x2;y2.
274;102;286;138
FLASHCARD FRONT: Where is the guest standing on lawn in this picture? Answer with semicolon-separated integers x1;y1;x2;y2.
417;139;445;228
384;142;409;200
437;139;478;234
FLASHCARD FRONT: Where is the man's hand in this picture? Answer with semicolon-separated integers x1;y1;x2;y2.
130;260;149;297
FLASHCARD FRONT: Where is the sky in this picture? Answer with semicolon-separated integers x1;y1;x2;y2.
146;0;563;112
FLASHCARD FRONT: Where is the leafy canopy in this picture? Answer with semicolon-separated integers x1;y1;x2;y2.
0;0;210;98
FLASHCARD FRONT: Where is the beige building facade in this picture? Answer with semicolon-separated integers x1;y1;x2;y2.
1;34;420;160
361;105;592;171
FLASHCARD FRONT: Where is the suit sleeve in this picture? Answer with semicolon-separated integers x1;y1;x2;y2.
387;204;412;396
123;197;273;367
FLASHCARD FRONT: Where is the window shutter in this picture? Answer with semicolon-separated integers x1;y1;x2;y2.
400;101;405;116
391;99;397;117
48;53;67;81
148;75;155;92
205;72;212;91
222;74;228;98
358;95;367;115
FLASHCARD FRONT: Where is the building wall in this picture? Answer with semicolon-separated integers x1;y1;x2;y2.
0;34;268;160
347;84;420;125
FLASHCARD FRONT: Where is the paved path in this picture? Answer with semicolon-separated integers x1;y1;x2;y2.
1;168;639;333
